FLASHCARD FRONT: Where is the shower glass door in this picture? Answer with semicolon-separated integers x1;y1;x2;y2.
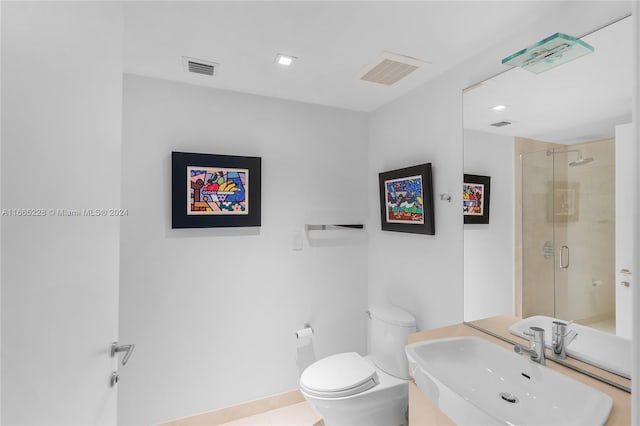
521;149;555;318
521;140;615;330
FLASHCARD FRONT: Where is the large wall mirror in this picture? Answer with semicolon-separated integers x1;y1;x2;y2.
463;15;633;390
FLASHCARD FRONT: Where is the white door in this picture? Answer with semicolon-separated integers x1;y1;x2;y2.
615;123;634;339
1;2;124;424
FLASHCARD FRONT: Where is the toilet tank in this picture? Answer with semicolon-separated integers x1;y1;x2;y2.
368;305;416;379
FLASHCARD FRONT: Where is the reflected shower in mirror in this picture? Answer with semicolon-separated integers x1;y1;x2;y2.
463;15;633;384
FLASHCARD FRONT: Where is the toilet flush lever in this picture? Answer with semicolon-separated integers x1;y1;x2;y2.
111;341;135;366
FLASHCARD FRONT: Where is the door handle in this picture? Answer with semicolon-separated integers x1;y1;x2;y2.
111;342;135;366
619;268;632;275
560;245;570;269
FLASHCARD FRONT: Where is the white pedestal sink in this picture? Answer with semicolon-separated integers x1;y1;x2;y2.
405;336;612;426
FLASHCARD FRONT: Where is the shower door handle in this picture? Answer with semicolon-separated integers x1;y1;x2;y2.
560;246;570;269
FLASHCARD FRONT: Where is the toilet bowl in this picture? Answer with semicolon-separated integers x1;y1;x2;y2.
299;306;416;426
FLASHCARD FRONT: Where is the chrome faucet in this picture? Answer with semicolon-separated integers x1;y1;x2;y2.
514;326;546;365
551;321;577;359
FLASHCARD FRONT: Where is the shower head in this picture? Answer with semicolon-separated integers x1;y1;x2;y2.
569;152;594;167
546;149;595;166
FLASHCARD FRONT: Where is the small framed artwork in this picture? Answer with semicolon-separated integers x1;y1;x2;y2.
463;174;491;224
172;152;261;228
378;163;435;235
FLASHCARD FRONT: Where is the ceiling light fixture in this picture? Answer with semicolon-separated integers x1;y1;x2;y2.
491;105;507;111
275;53;296;66
502;33;594;74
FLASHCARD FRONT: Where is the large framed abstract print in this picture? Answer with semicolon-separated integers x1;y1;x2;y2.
172;152;261;228
463;174;490;224
378;163;435;235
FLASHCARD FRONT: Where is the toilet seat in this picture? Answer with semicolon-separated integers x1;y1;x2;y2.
300;352;379;399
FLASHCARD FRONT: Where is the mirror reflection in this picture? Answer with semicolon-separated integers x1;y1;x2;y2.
463;16;633;383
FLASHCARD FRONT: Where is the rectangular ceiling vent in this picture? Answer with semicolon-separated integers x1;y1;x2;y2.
182;56;218;76
358;52;429;86
490;121;513;127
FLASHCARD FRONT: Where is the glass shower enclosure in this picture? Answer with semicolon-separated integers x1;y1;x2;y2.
521;139;615;332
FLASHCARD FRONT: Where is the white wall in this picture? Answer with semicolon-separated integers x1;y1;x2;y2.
119;74;369;425
463;130;514;321
367;74;464;330
1;2;123;424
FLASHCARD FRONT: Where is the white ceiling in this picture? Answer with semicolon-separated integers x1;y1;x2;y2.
123;1;570;112
464;15;633;145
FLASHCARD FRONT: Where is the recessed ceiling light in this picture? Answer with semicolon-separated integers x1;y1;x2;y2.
491;105;507;111
275;53;296;66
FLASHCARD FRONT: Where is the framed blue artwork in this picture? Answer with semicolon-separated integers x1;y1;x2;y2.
378;163;435;235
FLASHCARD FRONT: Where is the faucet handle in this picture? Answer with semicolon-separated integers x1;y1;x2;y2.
524;326;545;348
552;321;566;338
552;320;566;328
527;326;545;339
515;326;546;365
552;320;576;338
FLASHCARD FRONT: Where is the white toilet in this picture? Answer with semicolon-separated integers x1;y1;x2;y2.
299;305;417;426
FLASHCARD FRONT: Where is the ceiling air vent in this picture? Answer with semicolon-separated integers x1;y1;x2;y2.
182;57;218;76
358;52;428;86
490;121;512;127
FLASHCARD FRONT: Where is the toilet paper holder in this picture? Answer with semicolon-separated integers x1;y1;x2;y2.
295;323;314;339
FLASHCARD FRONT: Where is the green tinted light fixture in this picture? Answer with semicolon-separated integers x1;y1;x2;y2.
502;33;594;74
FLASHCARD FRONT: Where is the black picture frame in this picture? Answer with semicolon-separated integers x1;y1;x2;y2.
171;152;261;228
463;174;491;224
378;163;435;235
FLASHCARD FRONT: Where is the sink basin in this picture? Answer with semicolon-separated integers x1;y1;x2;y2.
509;315;631;379
405;336;612;426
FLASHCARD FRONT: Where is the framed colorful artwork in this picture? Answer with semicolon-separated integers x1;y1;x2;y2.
463;174;491;224
171;152;261;228
378;163;435;235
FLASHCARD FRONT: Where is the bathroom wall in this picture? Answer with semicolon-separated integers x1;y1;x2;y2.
119;75;369;425
366;71;464;331
463;130;515;321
